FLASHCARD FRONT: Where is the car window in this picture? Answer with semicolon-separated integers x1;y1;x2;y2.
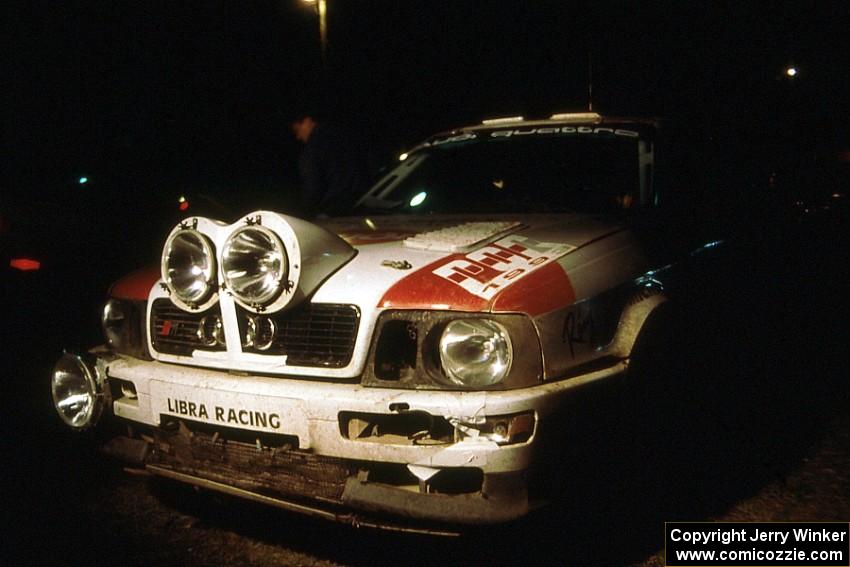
357;132;640;215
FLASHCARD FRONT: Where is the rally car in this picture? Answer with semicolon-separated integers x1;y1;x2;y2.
50;112;726;532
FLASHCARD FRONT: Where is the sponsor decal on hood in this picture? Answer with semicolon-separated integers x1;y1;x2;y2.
379;233;578;316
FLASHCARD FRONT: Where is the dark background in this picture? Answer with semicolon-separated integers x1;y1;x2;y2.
2;2;849;565
7;1;849;202
5;1;849;312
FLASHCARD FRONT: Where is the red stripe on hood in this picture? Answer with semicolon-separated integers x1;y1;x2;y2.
379;256;575;316
109;265;160;301
489;262;575;314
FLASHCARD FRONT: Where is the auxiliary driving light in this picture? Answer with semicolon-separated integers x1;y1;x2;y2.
161;229;217;307
221;226;288;306
50;353;105;429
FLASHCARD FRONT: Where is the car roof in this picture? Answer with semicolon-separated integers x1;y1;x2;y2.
430;113;660;138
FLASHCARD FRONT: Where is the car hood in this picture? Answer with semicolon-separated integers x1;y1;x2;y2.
311;213;627;316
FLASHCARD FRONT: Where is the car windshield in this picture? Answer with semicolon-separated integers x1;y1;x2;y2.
356;130;641;215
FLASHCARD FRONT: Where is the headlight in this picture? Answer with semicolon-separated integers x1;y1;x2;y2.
221;226;288;306
50;353;104;429
102;299;126;349
161;229;216;307
438;319;512;387
100;298;148;358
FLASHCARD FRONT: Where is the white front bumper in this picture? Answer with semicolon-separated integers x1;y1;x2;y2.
105;355;626;475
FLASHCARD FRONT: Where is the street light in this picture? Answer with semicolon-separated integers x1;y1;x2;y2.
785;66;798;77
302;0;328;69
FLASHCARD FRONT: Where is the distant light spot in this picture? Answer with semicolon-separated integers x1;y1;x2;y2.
10;258;41;271
409;191;427;207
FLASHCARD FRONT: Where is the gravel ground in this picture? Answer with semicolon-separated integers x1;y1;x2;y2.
6;406;848;567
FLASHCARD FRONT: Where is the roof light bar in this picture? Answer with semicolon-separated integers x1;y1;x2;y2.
481;116;524;125
548;112;602;122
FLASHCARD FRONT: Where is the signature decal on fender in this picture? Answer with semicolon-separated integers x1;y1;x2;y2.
433;235;575;300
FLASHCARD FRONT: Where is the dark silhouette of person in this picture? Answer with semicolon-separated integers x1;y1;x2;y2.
291;112;370;217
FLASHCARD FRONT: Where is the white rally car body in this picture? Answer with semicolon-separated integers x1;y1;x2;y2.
52;114;716;532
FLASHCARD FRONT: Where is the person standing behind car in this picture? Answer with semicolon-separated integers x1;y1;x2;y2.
291;110;370;217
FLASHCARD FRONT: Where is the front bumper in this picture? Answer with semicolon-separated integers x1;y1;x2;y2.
88;352;626;527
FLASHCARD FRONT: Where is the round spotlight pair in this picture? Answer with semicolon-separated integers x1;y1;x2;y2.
162;225;289;311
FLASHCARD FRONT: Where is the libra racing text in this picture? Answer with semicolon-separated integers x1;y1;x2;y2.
165;398;281;429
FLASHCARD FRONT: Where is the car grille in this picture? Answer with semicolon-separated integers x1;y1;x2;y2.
150;299;225;356
150;299;360;367
237;303;360;368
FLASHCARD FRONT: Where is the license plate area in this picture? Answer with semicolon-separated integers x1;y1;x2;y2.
147;423;350;502
149;380;311;447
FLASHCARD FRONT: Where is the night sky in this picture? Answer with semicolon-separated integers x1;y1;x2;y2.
6;1;850;206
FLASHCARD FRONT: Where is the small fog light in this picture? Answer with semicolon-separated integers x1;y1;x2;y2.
492;421;509;441
50;353;105;429
120;381;138;400
197;314;225;347
456;412;536;445
244;315;276;351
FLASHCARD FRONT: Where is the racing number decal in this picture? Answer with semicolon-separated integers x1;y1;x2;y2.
433;235;575;300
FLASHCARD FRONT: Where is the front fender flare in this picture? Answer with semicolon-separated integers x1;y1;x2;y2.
607;290;670;359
